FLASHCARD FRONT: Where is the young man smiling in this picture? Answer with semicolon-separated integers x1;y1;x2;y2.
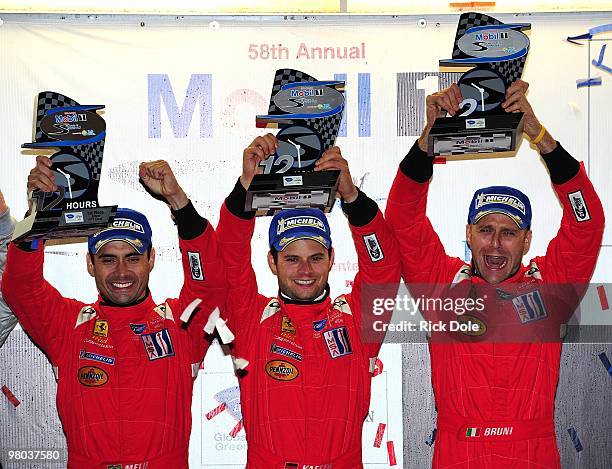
2;157;226;469
216;135;400;468
386;80;605;468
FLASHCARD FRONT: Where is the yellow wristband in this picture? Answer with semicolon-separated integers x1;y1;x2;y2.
530;125;547;145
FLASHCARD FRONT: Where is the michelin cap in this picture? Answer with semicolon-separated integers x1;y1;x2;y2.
88;208;152;255
269;208;332;252
468;186;532;230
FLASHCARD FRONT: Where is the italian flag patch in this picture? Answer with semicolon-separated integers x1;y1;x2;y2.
466;427;480;437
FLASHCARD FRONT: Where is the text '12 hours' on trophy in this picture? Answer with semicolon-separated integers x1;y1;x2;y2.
12;91;117;243
247;69;345;216
428;12;531;160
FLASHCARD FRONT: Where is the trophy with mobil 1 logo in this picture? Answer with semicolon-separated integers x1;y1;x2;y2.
13;91;117;243
246;69;345;216
428;12;531;160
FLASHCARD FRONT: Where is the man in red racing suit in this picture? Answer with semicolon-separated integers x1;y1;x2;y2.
386;81;605;468
217;135;400;468
2;159;226;469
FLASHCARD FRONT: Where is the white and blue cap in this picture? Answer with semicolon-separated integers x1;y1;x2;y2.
269;208;332;252
468;186;532;230
88;208;152;255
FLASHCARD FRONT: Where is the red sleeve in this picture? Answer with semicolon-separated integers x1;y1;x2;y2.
345;209;401;356
173;223;228;359
385;168;464;284
1;243;82;363
216;203;267;353
534;162;605;283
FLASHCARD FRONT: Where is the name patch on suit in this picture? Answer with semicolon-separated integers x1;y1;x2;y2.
141;328;175;361
323;326;353;358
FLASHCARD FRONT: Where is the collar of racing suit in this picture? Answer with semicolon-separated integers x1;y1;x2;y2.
278;284;330;305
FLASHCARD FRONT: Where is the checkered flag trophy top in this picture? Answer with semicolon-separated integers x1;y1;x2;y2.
12;91;117;243
246;69;346;216
427;13;531;159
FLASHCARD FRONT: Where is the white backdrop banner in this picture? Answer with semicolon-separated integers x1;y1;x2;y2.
0;12;610;468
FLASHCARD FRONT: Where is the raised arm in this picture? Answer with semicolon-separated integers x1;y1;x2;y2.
500;83;606;283
314;147;401;349
216;135;277;341
1;158;82;362
138;161;227;351
386;84;466;285
0;191;19;347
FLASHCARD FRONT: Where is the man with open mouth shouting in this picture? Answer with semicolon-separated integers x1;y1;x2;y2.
386;79;605;468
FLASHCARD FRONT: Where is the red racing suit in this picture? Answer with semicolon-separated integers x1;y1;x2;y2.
1;202;226;469
217;183;400;469
386;142;604;468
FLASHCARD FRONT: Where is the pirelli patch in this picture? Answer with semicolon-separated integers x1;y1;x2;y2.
568;190;591;222
363;233;384;262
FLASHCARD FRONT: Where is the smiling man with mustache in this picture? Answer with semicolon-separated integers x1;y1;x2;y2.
2;157;226;469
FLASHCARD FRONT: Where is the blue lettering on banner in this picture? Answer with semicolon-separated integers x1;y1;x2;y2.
141;328;175;361
79;350;115;365
333;73;347;137
512;290;547;324
334;72;371;138
358;73;371;137
323;326;353;358
148;74;213;138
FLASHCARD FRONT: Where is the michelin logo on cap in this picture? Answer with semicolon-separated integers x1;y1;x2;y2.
277;216;327;235
111;218;145;233
475;193;526;214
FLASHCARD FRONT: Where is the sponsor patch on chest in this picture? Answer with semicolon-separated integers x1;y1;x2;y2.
79;350;115;365
141;328;175;361
512;290;547;324
265;360;299;381
78;366;108;387
130;323;147;335
271;343;303;362
91;319;109;344
323;326;353;358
